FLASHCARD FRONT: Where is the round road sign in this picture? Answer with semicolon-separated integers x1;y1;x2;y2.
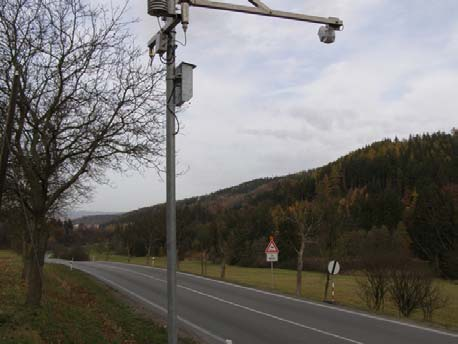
328;260;340;275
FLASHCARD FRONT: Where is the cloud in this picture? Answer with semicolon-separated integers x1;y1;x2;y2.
82;0;458;212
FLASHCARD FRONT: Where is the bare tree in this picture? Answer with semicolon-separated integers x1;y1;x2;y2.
194;223;211;275
272;200;322;296
134;208;165;266
216;219;234;280
0;0;165;305
117;223;137;263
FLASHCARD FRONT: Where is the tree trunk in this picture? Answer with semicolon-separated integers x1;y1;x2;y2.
433;255;440;273
220;255;226;279
24;215;49;306
296;235;306;296
146;244;152;266
21;237;30;281
22;256;31;281
201;250;204;275
201;250;208;275
127;245;131;263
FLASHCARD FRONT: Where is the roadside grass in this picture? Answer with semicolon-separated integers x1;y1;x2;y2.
96;253;458;331
0;250;195;344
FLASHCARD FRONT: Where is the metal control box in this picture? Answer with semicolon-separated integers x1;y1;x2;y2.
175;62;196;106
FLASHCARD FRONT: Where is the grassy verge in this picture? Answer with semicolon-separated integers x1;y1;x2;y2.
96;253;458;331
0;250;195;344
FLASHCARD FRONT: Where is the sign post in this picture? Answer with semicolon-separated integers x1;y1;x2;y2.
265;237;279;289
327;260;340;303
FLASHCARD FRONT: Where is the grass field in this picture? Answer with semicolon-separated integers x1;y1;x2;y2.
0;250;195;344
95;253;458;331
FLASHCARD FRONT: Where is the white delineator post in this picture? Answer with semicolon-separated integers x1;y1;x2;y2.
331;280;335;303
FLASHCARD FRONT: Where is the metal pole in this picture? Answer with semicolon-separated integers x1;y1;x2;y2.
0;69;20;212
166;0;178;343
271;261;274;289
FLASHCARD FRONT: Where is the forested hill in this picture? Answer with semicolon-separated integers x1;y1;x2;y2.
111;131;458;277
73;214;122;225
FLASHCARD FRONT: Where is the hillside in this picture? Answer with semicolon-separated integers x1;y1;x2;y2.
108;131;458;277
67;210;123;220
73;213;122;225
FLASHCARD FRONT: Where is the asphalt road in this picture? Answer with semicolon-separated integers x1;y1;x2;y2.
50;260;458;344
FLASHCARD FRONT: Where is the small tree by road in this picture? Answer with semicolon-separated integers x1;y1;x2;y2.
272;200;323;296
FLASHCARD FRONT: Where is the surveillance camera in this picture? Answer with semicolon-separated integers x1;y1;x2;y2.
318;25;336;44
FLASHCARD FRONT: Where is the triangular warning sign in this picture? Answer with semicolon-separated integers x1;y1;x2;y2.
265;240;279;253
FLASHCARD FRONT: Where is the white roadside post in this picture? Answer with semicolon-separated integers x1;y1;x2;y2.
265;237;279;289
146;1;343;343
327;260;341;303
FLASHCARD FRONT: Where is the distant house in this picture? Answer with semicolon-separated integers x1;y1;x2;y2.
73;223;100;230
452;128;458;136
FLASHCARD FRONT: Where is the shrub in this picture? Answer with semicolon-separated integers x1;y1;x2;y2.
440;248;458;279
389;267;428;317
51;245;89;261
356;226;408;311
357;258;391;311
420;284;448;321
68;246;90;261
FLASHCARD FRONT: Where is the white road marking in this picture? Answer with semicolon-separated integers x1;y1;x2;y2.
97;261;458;339
90;263;364;344
74;264;227;344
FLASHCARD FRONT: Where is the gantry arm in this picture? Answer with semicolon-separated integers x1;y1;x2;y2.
248;0;271;12
185;0;343;28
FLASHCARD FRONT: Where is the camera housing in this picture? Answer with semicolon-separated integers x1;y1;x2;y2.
148;32;168;57
318;25;336;44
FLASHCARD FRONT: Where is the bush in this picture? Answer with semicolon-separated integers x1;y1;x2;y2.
356;226;408;311
440;248;458;279
69;246;90;261
388;264;447;320
357;257;391;311
52;245;89;261
420;284;448;321
389;266;429;317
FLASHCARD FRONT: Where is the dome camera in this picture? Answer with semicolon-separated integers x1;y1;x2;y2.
318;25;336;44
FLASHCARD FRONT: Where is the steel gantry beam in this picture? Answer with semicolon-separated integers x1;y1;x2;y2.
186;0;343;28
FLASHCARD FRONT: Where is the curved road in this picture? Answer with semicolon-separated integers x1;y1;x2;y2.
50;260;458;344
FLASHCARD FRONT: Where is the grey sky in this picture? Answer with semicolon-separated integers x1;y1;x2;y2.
81;0;458;212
